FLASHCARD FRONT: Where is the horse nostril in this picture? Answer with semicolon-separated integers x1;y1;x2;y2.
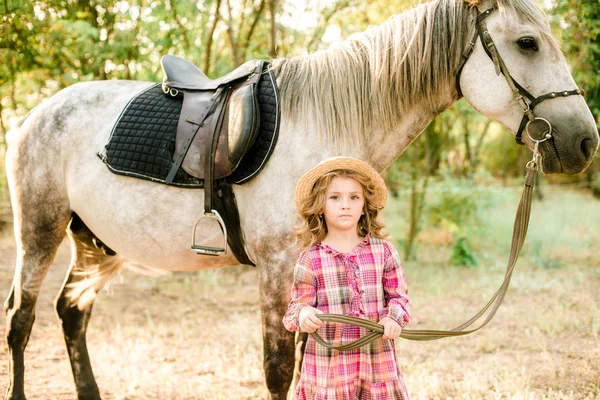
580;138;596;162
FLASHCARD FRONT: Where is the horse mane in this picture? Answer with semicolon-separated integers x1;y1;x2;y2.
270;0;559;147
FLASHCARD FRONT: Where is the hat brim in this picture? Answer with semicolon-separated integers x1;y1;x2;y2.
295;157;387;211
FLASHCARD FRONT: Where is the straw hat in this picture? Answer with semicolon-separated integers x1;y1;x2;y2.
295;157;387;211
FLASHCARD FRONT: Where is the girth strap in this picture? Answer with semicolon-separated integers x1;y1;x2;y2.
311;164;537;349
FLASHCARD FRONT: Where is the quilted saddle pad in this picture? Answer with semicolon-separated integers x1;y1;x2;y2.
99;64;280;188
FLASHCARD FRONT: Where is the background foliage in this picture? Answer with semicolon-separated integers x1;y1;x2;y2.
1;0;598;263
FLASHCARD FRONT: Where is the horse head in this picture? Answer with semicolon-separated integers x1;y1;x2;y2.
458;0;598;174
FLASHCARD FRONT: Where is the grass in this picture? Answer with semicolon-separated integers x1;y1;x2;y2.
383;179;600;266
0;183;599;399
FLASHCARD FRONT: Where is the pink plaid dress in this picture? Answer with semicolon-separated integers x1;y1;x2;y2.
283;233;410;400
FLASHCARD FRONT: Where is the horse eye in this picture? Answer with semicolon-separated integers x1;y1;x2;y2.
517;37;538;51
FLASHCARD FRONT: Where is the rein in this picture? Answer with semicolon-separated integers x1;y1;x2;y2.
310;3;585;350
312;147;540;349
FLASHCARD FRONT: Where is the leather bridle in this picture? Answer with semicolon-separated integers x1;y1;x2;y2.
455;4;585;146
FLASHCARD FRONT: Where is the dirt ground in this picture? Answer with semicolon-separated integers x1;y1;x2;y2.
0;233;599;400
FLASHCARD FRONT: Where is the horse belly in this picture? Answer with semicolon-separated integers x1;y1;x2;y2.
127;250;241;271
67;161;244;270
69;174;243;270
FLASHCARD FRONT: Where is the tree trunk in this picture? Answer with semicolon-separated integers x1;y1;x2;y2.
306;0;352;53
404;139;421;261
242;0;267;60
404;124;438;261
169;0;192;53
203;0;223;75
269;0;277;58
225;0;241;66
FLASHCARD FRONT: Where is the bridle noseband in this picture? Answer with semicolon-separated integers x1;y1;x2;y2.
456;4;585;146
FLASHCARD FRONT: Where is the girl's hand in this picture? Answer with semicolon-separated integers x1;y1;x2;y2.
380;317;402;340
299;306;323;333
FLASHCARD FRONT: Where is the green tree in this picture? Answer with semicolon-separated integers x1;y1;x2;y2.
550;0;600;195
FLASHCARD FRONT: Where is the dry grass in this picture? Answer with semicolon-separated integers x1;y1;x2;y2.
0;186;599;399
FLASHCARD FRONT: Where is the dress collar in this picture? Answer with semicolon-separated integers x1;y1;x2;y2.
317;233;371;257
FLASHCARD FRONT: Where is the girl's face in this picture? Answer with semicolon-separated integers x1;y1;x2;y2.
322;176;365;235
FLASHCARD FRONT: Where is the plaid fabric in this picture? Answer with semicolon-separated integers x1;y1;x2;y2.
283;234;410;399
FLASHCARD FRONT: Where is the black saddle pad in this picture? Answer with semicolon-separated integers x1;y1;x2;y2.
100;64;280;188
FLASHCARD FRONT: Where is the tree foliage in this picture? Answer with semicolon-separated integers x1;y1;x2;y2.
0;0;598;258
551;0;600;124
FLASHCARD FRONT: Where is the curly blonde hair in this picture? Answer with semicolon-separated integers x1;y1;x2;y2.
295;169;388;250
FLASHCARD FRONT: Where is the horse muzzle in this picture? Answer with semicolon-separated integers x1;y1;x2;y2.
537;118;599;175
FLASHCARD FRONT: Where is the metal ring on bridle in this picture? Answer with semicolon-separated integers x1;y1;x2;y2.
525;117;553;143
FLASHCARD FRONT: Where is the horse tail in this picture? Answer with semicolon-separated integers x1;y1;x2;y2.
65;255;125;310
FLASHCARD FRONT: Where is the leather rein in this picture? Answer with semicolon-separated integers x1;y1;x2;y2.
311;3;586;349
314;159;537;347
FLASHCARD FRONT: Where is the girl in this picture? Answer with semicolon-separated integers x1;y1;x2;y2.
283;156;411;400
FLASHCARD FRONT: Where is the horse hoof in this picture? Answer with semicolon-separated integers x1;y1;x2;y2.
77;388;102;400
5;393;27;400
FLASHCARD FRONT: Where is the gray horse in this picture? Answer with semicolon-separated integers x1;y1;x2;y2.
4;0;598;398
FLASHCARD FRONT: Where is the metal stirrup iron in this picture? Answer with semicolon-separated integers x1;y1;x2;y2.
191;209;228;256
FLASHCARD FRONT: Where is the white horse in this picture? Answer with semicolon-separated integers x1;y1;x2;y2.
4;0;598;398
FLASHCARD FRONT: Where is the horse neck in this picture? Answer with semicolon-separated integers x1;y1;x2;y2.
363;107;446;172
272;0;471;171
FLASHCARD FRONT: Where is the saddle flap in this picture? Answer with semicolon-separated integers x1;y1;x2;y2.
228;83;260;171
176;77;262;180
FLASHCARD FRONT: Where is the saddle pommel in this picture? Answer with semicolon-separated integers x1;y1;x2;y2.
161;55;262;92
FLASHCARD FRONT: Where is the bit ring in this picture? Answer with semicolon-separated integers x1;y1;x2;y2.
526;117;553;143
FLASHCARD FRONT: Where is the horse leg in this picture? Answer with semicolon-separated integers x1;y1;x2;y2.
291;332;308;392
55;214;122;400
257;252;296;399
4;181;71;400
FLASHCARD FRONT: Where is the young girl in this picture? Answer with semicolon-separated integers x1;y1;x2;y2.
283;156;410;399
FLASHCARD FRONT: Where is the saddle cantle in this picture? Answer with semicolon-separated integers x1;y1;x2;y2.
161;55;264;182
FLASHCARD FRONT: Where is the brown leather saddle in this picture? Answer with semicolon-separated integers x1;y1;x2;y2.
161;55;266;256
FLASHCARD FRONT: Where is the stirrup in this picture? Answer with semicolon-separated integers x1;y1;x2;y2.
191;210;227;256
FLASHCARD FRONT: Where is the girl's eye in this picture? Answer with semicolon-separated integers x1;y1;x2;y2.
330;195;339;200
351;195;360;200
517;37;538;51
